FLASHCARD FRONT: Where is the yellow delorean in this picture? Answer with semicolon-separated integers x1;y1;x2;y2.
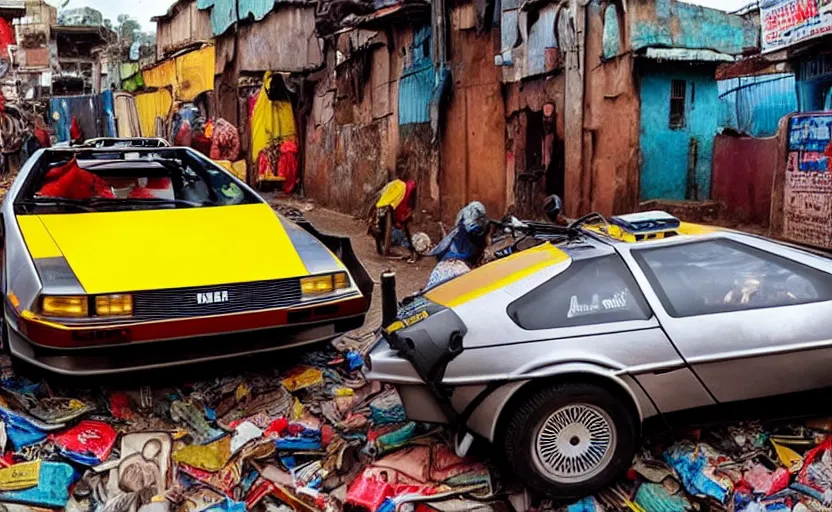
1;146;372;375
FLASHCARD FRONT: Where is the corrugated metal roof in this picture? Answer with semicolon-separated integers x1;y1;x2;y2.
527;4;558;77
643;48;736;63
399;25;433;125
718;73;796;137
238;0;273;21
208;0;236;36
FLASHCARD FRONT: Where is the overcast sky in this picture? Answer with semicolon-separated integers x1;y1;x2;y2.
62;0;756;33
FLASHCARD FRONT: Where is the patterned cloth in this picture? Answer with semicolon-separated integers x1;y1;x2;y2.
424;259;471;291
209;119;240;162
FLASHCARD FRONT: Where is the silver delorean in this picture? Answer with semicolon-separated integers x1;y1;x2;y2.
366;211;832;499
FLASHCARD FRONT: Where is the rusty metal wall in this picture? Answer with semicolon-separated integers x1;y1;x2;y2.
157;1;212;58
441;20;506;225
578;1;641;215
712;134;778;226
236;7;323;73
214;31;235;74
305;42;391;216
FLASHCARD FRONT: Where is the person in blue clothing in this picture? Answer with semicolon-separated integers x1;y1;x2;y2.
424;201;490;291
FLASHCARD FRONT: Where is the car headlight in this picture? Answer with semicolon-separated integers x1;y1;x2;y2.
301;272;350;296
41;296;89;318
95;295;133;317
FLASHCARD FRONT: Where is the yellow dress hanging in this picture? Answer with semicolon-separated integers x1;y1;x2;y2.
250;71;297;162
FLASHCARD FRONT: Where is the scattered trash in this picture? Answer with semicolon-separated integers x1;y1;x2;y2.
52;420;117;466
2;339;832;512
0;348;512;512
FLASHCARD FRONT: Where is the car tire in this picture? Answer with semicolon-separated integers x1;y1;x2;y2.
501;382;637;500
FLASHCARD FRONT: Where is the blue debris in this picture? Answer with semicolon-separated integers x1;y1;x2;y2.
206;497;247;512
280;454;297;469
0;461;77;508
567;496;604;512
275;428;322;451
665;443;730;503
346;351;364;372
0;407;47;449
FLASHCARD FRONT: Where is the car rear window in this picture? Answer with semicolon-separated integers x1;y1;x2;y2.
14;148;258;214
507;255;652;330
632;239;832;318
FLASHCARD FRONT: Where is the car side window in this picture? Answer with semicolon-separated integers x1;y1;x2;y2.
507;255;652;330
205;167;245;206
632;239;832;318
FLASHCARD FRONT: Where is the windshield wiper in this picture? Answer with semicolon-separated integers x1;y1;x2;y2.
87;198;209;208
18;198;95;212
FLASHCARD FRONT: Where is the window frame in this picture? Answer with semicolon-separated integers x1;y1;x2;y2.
669;79;686;130
631;238;832;319
507;254;653;331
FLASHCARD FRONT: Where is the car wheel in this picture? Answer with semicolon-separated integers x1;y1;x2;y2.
501;382;637;500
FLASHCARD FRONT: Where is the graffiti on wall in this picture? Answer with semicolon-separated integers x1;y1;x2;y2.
784;113;832;248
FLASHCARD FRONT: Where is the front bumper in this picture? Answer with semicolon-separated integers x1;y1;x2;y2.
7;296;367;375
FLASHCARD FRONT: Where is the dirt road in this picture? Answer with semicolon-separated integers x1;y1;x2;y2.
272;197;434;335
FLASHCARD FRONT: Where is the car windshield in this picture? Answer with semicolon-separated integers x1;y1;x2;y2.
15;148;258;214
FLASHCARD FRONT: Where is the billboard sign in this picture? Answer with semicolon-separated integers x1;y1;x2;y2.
761;0;832;53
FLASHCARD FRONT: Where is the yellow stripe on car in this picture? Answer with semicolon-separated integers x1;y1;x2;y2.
426;243;569;308
587;221;720;243
16;216;63;258
677;222;720;236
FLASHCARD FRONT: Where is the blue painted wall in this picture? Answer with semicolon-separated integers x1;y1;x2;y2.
629;0;758;55
603;4;622;59
399;25;434;126
640;67;720;201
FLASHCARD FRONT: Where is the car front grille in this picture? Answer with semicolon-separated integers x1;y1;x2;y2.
132;279;303;320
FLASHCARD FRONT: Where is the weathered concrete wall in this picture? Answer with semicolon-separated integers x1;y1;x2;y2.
712;133;779;226
580;1;641;215
305;46;390;216
628;0;758;55
304;24;437;220
441;21;506;224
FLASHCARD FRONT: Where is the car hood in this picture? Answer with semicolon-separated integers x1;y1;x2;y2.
17;203;326;294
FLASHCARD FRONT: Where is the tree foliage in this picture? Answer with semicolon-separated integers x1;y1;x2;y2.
115;14;141;45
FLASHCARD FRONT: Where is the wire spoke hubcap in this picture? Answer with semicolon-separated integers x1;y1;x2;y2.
533;403;616;483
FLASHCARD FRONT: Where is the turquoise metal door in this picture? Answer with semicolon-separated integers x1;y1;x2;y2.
639;68;719;201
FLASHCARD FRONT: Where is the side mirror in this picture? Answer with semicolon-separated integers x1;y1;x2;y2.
543;195;563;223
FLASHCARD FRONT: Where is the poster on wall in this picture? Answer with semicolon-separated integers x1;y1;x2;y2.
783;114;832;248
761;0;832;54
